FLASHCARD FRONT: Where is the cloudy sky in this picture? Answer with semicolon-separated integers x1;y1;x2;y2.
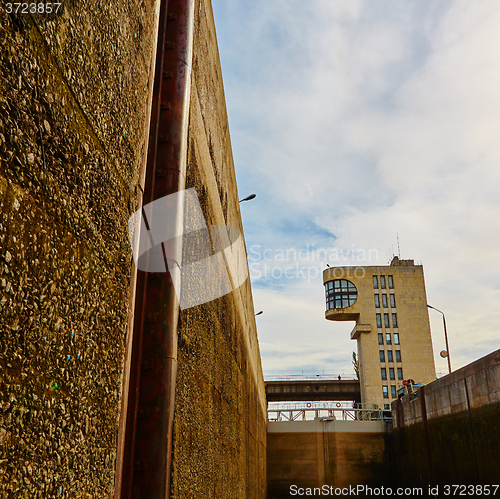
211;0;500;377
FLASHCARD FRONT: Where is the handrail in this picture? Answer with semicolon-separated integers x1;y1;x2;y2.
265;374;357;381
268;401;374;410
267;406;391;422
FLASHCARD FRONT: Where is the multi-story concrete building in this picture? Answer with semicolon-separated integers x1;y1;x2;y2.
323;257;436;409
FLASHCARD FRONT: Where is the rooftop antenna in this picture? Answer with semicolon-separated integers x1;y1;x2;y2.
397;233;401;258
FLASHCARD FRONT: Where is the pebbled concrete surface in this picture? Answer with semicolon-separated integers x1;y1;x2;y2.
0;1;267;497
0;2;158;497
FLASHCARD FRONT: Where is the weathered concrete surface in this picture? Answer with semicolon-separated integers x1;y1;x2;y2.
390;349;500;487
1;1;266;497
0;2;158;497
267;420;388;499
169;1;267;497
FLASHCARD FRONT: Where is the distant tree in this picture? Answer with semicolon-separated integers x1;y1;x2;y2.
352;351;360;380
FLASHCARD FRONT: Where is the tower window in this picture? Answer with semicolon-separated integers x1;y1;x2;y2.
381;368;387;380
384;313;390;328
380;276;386;289
392;314;398;328
373;276;379;289
379;350;385;362
382;294;388;308
386;333;392;345
389;368;395;380
376;314;382;328
383;386;389;398
374;294;380;308
325;279;358;310
387;350;393;362
391;385;397;398
378;333;384;345
388;275;394;289
395;350;402;362
394;333;400;345
397;368;403;380
390;294;396;308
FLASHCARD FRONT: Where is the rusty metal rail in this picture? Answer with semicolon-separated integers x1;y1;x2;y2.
114;1;195;498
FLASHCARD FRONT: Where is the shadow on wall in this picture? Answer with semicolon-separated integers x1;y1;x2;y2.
389;349;500;488
267;419;390;498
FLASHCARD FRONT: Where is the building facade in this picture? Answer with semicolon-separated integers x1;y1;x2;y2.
323;257;436;409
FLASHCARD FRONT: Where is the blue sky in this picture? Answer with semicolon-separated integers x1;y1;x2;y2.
212;0;500;376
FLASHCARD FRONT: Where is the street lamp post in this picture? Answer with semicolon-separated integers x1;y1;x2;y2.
239;194;256;203
427;304;452;374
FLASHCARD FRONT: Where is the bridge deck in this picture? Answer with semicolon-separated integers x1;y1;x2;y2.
265;379;361;402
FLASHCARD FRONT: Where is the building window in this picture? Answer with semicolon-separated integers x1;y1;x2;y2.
391;385;397;398
383;386;389;398
374;294;380;308
397;368;403;380
384;313;390;328
380;276;386;289
394;333;400;345
381;368;387;380
389;368;395;380
392;314;398;328
382;294;388;308
376;314;382;328
378;333;384;345
386;333;392;345
379;350;385;362
390;294;396;308
373;276;378;289
325;279;358;310
388;275;394;289
387;350;393;362
395;350;401;362
384;404;390;410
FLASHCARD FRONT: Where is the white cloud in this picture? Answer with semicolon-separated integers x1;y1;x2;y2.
254;285;356;375
213;0;500;376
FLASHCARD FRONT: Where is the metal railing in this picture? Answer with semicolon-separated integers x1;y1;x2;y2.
264;373;357;382
268;401;371;410
267;404;391;422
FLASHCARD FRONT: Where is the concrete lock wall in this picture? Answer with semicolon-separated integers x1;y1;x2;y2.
390;349;500;487
267;420;388;498
0;2;159;497
169;1;267;498
0;1;266;497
